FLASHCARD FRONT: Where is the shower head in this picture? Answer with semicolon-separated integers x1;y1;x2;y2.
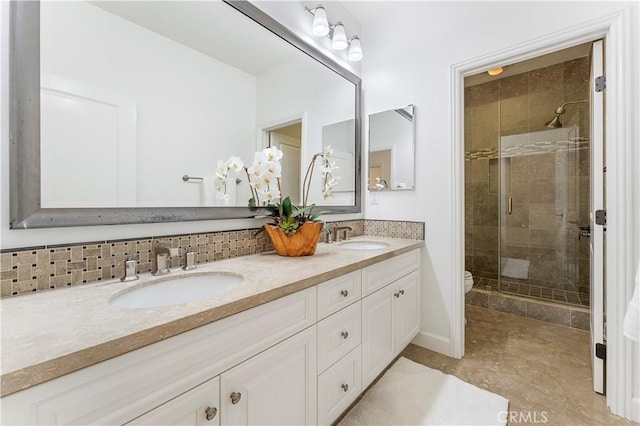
545;99;588;129
545;114;563;128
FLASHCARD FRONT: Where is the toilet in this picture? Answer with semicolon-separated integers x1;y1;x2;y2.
464;270;474;294
464;271;473;324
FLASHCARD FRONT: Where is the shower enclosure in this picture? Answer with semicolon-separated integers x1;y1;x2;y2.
464;52;591;308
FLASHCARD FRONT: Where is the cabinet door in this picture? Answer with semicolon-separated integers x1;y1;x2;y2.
220;326;317;426
129;377;220;426
394;270;421;351
361;285;395;388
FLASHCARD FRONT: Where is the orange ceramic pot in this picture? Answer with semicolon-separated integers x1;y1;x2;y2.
263;221;323;257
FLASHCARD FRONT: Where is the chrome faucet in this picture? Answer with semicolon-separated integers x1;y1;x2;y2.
120;256;139;282
333;226;353;242
183;246;197;271
153;240;180;276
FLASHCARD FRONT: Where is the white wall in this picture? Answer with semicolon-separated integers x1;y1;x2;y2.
355;0;639;419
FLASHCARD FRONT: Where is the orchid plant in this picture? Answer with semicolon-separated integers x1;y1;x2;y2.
216;145;339;235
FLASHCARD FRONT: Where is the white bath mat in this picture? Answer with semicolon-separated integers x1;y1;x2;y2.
500;257;530;280
339;357;508;426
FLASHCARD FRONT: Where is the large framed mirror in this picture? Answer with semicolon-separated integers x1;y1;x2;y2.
9;0;361;229
368;104;415;191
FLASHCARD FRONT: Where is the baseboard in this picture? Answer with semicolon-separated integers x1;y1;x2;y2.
630;397;640;423
411;331;451;356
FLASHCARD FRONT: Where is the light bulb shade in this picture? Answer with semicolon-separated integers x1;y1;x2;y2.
348;36;363;61
487;67;503;76
331;22;348;50
311;6;329;37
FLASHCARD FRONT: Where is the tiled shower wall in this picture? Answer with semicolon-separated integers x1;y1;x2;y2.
0;219;424;297
465;56;590;296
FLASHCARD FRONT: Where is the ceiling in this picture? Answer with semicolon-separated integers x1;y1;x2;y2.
91;1;298;76
464;42;593;87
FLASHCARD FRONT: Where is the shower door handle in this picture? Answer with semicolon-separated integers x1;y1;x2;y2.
579;225;591;240
508;196;513;215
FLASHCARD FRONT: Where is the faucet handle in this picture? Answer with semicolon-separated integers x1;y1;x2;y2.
183;246;197;271
156;239;180;257
121;257;139;282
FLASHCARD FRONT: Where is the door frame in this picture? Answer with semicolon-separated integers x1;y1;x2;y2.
451;9;638;420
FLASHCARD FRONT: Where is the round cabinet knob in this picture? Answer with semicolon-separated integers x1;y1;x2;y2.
400;289;405;295
205;406;218;421
394;292;400;298
341;330;349;339
340;289;349;297
341;383;349;392
230;392;242;405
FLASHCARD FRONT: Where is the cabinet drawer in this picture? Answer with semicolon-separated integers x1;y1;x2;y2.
317;345;361;426
317;271;361;320
317;302;361;373
362;249;420;296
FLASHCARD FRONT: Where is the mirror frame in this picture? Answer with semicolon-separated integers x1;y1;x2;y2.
9;0;361;229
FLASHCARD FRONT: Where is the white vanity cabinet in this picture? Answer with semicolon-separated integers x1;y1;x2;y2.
1;247;422;426
129;377;221;426
1;288;316;426
361;254;421;388
220;326;317;426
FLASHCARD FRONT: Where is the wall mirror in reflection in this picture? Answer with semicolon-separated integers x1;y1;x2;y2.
39;1;357;209
368;104;416;190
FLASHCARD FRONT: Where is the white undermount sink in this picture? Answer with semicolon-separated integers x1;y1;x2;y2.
110;272;243;309
338;240;390;250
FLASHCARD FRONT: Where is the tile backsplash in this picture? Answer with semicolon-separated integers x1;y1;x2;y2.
0;219;423;298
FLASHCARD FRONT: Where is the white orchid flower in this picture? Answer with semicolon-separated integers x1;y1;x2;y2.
323;145;333;159
321;159;338;174
216;160;228;175
247;165;263;181
226;156;244;172
254;151;268;166
263;146;283;162
264;161;282;178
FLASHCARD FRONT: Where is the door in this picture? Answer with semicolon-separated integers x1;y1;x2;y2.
269;129;301;205
395;270;421;350
361;285;395;388
129;376;220;426
590;39;605;394
220;326;316;425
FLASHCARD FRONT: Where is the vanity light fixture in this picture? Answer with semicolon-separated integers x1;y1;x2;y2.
331;22;348;50
311;5;330;36
305;5;363;62
487;66;504;76
348;36;363;62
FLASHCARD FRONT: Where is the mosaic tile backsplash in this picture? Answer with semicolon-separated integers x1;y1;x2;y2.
0;219;424;298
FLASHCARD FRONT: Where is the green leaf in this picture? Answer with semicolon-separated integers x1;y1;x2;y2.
309;211;330;221
281;196;293;218
291;205;315;218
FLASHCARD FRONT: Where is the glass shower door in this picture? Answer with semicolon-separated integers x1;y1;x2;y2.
499;126;589;306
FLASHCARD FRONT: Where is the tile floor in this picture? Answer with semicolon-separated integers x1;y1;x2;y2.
401;306;635;426
474;277;590;308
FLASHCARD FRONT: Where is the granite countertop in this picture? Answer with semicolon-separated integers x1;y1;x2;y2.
0;236;423;397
